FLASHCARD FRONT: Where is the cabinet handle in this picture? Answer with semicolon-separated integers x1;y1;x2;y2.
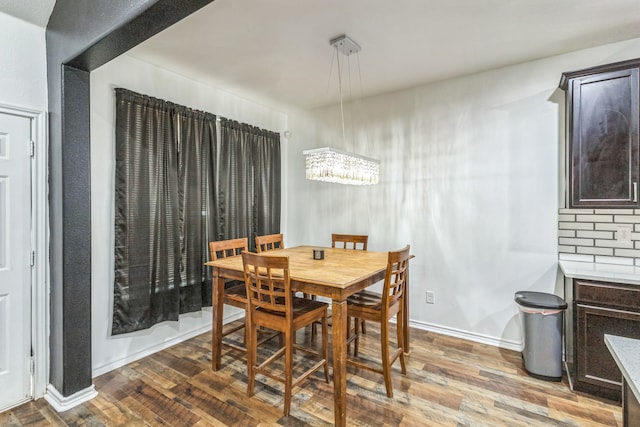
634;182;638;203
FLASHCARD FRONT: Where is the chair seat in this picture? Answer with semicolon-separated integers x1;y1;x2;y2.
224;282;247;308
348;290;382;307
256;297;327;326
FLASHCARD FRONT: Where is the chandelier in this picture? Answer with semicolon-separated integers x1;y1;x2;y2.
303;35;380;186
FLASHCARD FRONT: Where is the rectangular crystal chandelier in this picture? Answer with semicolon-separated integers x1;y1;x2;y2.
303;35;380;186
303;146;380;185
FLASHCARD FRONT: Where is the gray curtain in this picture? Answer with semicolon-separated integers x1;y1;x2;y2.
218;119;281;252
112;88;217;335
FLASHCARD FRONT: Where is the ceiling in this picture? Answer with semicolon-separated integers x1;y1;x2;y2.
0;0;55;27
4;0;640;110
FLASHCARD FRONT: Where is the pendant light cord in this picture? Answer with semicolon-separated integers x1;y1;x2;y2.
336;45;347;146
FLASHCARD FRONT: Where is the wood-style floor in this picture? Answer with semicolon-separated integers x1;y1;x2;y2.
0;320;622;426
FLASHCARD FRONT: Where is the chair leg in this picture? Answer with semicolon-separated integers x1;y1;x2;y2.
283;328;293;416
322;314;329;383
381;320;393;398
354;316;361;358
397;310;407;375
361;318;367;334
246;320;256;397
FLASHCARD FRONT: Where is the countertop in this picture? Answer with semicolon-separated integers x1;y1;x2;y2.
559;260;640;286
604;335;640;402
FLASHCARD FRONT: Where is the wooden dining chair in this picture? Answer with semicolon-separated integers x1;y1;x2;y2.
210;238;279;354
209;238;250;352
242;252;329;416
346;244;410;398
331;233;368;251
333;233;369;333
255;233;284;253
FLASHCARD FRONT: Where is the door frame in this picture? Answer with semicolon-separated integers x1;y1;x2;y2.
0;102;49;402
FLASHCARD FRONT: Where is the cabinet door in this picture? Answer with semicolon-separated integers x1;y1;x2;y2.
575;303;640;400
570;68;640;207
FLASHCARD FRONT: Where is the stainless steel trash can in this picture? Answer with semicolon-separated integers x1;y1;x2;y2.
514;291;568;382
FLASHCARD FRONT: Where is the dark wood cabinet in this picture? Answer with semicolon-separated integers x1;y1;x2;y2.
569;279;640;401
560;59;640;208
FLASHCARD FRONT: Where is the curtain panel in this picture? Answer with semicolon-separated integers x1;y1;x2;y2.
112;88;217;335
218;119;281;252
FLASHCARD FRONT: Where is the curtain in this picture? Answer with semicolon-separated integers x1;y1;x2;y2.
218;119;281;252
112;89;217;335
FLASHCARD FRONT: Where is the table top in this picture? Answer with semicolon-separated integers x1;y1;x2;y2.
604;334;640;401
205;245;389;290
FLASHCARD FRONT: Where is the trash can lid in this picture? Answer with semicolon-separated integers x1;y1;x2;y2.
514;291;567;309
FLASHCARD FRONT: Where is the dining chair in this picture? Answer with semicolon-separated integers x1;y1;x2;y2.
255;233;284;252
333;233;369;333
209;238;279;354
331;233;368;251
209;238;250;352
242;252;330;416
346;244;410;398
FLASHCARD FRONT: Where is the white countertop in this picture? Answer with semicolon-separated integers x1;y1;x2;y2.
559;260;640;286
604;335;640;402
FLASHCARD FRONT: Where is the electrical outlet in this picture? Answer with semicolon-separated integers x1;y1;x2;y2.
617;225;632;241
426;291;435;304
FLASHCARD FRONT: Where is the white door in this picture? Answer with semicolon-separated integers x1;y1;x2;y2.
0;112;32;411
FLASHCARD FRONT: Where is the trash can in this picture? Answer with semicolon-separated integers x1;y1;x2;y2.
514;291;568;382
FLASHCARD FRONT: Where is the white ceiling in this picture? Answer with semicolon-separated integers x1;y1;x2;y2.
4;0;640;111
0;0;55;27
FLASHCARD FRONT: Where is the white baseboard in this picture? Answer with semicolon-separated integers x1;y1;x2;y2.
408;319;522;352
92;311;244;378
45;384;98;413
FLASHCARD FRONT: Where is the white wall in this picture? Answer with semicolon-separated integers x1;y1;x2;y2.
90;54;288;376
285;37;640;349
0;12;47;111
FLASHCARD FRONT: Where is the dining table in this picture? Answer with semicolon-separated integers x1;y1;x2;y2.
205;245;411;427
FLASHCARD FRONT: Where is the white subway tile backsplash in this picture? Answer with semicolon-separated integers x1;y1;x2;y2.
559;253;594;262
576;214;613;222
578;246;614;256
595;223;620;231
615;248;640;257
613;215;640;223
559;237;594;246
577;230;614;239
595;209;633;214
595;256;635;266
559;208;594;214
558;229;576;238
558;208;640;266
559;222;594;230
595;239;634;248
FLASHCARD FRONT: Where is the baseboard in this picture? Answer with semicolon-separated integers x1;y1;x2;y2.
92;311;244;378
45;384;98;413
408;319;522;352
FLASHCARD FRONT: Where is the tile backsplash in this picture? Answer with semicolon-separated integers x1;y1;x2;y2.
558;208;640;266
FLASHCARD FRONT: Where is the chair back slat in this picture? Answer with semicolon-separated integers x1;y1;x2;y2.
209;238;249;260
242;252;290;314
255;233;284;253
331;233;368;251
382;245;411;312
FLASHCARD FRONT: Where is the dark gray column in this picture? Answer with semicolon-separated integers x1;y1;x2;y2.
46;0;214;397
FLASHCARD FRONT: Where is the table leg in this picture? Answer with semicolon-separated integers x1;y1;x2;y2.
211;269;224;371
403;264;411;355
332;299;347;427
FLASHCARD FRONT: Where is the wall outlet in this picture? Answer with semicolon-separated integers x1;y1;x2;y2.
426;291;435;304
617;225;632;241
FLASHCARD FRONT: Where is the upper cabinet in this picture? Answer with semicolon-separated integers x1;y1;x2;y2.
560;59;640;208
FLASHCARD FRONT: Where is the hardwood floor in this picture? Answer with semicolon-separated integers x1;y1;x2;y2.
0;321;622;426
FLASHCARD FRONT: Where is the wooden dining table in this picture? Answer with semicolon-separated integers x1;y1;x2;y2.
205;245;411;427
